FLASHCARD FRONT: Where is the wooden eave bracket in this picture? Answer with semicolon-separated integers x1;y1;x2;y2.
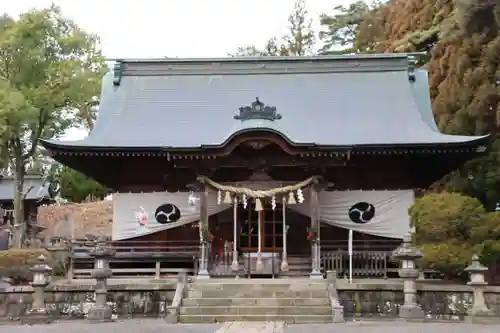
49;144;481;158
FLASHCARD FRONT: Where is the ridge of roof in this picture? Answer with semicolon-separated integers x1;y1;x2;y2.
110;53;425;78
106;52;426;64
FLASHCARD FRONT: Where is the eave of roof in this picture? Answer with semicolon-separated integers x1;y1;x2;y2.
41;132;490;154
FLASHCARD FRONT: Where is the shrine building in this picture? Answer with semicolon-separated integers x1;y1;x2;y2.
41;54;488;279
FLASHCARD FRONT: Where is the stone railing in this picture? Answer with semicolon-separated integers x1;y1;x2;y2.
0;237;180;324
3;236;500;324
332;237;500;324
0;282;177;322
335;280;500;320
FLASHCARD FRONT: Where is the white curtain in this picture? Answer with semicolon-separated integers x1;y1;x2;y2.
290;190;414;239
112;191;229;240
112;187;415;241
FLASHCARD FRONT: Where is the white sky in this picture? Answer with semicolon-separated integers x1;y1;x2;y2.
4;0;360;139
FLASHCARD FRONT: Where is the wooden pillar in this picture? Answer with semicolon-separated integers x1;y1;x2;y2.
310;177;323;279
197;178;210;279
281;198;289;271
255;208;264;272
231;197;239;273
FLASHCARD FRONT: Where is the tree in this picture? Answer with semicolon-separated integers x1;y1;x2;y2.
0;6;106;247
409;192;500;279
233;38;289;57
320;0;500;208
282;0;315;56
233;0;315;56
378;0;500;208
318;0;383;54
50;166;109;203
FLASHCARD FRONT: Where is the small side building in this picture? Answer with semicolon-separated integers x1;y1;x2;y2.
0;174;52;249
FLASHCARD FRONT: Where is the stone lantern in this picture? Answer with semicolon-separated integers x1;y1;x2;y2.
391;235;424;319
87;236;116;323
24;254;52;324
464;254;496;323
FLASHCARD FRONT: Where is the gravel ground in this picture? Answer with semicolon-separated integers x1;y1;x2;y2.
1;320;500;333
0;320;220;333
285;321;500;333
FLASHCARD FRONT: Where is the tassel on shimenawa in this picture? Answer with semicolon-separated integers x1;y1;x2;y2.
288;191;296;205
254;198;263;211
223;191;232;204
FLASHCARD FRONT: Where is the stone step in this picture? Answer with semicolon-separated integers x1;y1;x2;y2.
288;257;310;260
284;273;311;275
187;289;329;298
287;262;311;266
287;257;311;261
188;280;327;292
189;281;327;290
280;272;311;277
284;267;311;272
179;314;332;324
285;266;311;271
182;297;331;307
180;305;331;316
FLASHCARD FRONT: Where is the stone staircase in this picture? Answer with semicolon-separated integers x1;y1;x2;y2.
282;255;312;277
179;279;333;323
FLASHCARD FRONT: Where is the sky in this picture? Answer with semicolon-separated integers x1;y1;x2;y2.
4;0;361;139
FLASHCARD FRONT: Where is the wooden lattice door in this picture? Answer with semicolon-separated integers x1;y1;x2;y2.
239;202;283;252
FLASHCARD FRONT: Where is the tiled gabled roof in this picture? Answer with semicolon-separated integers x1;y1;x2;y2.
0;175;51;202
41;54;488;151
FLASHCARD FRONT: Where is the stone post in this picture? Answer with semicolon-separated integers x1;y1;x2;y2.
165;272;188;323
198;240;210;279
326;270;344;322
23;254;52;324
392;235;424;319
87;237;115;323
310;239;323;279
464;254;497;324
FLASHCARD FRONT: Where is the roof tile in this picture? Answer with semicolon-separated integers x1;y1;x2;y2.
42;55;487;150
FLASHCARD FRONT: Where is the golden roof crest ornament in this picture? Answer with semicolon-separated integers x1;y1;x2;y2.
234;97;282;121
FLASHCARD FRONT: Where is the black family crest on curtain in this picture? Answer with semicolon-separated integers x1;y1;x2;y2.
348;202;375;224
155;203;182;224
234;97;282;121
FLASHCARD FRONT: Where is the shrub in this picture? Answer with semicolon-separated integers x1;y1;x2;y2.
410;192;500;281
0;248;52;284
